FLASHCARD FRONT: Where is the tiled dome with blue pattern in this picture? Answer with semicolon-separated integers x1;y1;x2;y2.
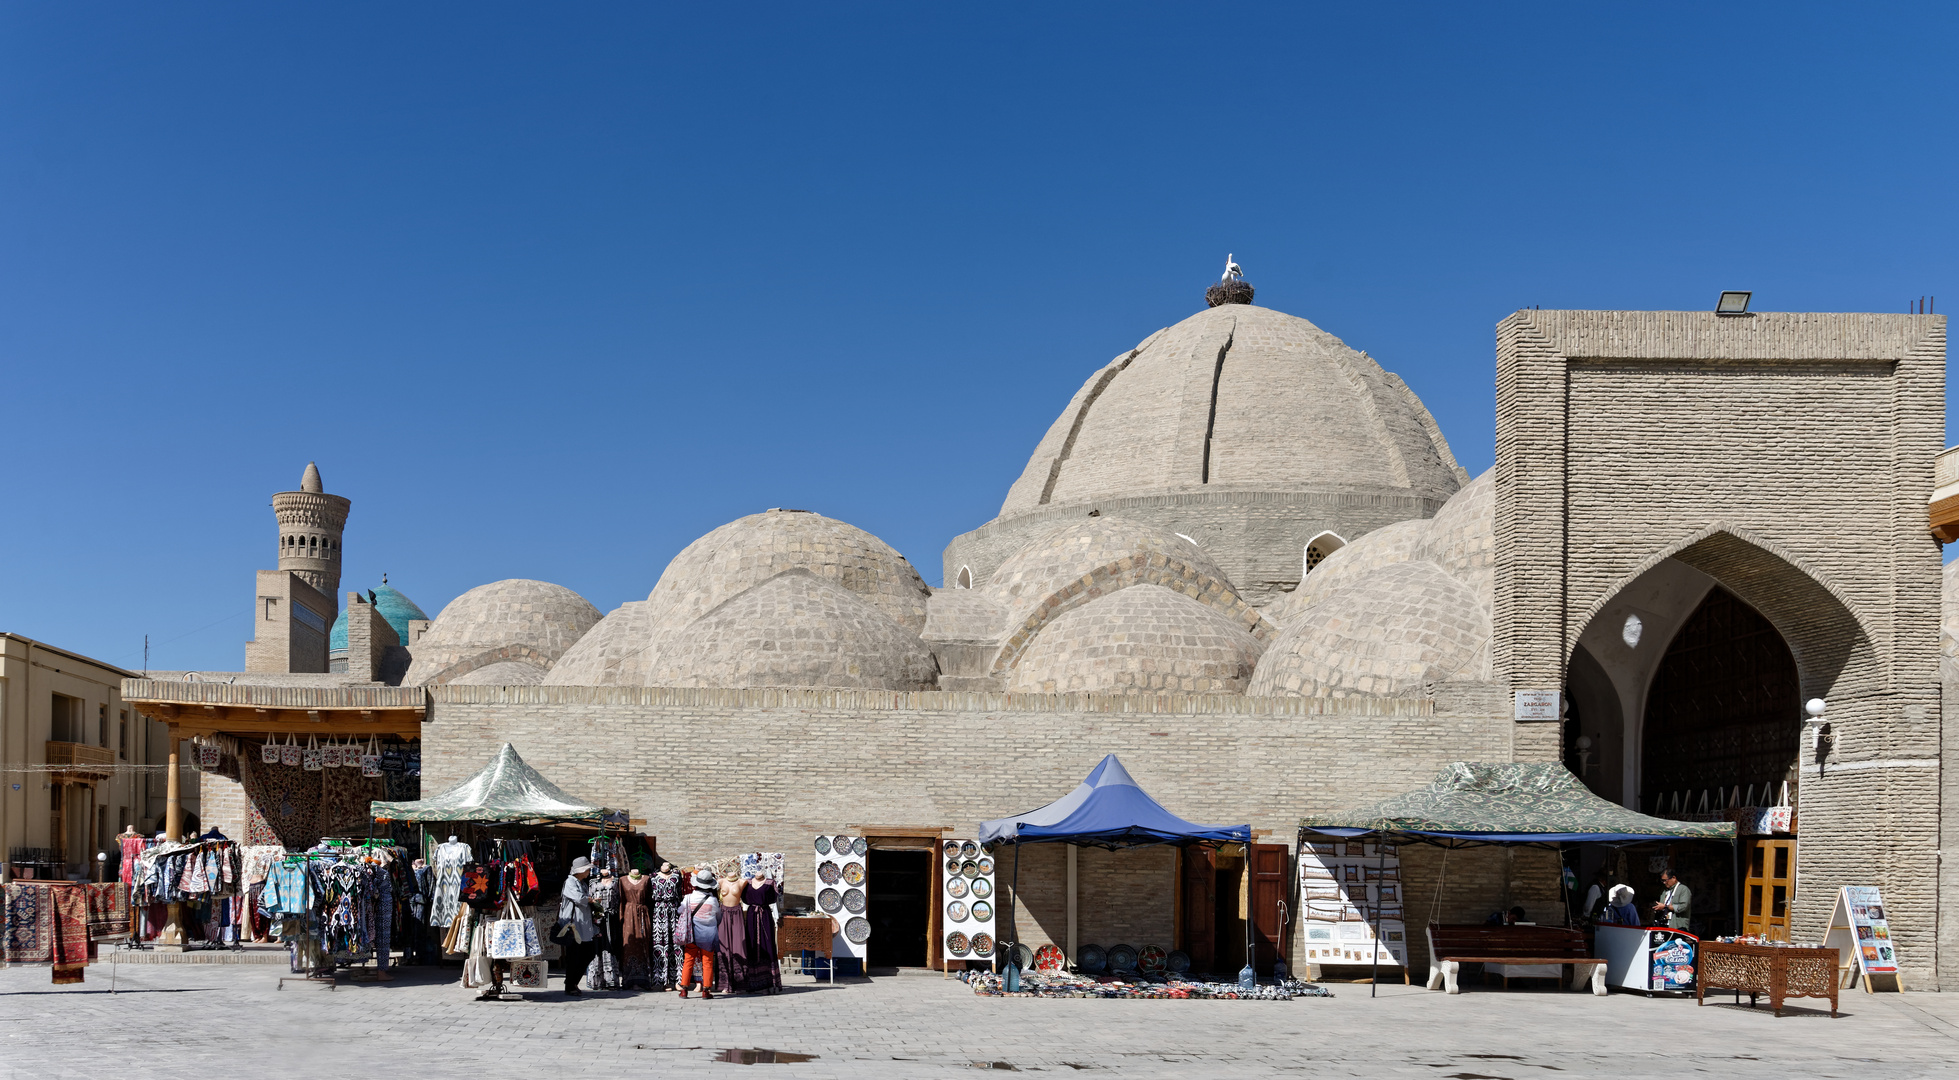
329;583;430;650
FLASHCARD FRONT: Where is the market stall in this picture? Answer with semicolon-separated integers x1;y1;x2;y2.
1300;761;1735;996
970;755;1320;999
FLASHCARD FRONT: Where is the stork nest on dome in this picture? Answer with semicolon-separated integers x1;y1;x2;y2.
1206;277;1255;307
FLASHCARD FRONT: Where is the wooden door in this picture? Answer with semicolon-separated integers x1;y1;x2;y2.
1250;843;1290;973
1180;846;1215;972
1742;838;1795;940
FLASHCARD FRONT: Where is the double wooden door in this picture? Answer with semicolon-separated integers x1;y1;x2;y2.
1179;843;1290;974
1742;838;1795;940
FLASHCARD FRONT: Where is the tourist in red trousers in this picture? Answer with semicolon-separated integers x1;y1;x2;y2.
674;868;722;998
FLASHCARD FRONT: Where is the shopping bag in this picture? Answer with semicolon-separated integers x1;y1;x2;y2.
488;893;540;960
323;735;343;768
194;741;220;769
1766;781;1794;832
508;958;547;989
360;736;382;778
280;733;300;767
301;734;323;771
261;739;281;764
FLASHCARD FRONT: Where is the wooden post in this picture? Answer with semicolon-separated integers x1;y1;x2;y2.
156;729;185;949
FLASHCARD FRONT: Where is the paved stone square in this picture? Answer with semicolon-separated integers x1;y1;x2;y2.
3;961;1958;1078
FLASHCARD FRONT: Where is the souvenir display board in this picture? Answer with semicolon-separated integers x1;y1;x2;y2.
940;838;997;964
1298;839;1405;967
814;834;871;959
1825;885;1901;990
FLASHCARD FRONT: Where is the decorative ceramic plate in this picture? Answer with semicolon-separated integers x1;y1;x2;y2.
814;836;831;855
842;888;866;913
852;837;869;857
833;835;852;854
1078;944;1106;973
970;878;992;899
1107;944;1139;973
977;857;994;875
817;862;841;886
818;888;842;913
961;860;979;879
972;933;994;958
842;861;866;886
845;917;871;944
970;901;992;923
947;932;970;956
945;877;969;899
1166;950;1191;974
946;901;969;922
1034;944;1065;972
960;840;979;859
946;859;962;877
1138;945;1167;974
1012;942;1033;970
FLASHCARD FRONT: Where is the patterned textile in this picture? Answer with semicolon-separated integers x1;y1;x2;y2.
646;872;681;989
619;873;655;987
587;876;622;989
3;883;51;964
740;852;786;884
242;845;285;886
429;841;471;928
84;883;130;940
319;766;382;840
50;886;91;984
119;836;146;886
1301;762;1737;841
240;750;324;849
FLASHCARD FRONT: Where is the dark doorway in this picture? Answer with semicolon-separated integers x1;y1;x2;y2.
1179;847;1216;972
1213;867;1246;975
866;849;929;967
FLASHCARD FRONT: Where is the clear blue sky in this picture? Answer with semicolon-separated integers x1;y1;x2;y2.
4;4;1954;672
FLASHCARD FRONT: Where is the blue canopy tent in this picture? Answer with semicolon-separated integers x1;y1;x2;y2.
979;754;1251;978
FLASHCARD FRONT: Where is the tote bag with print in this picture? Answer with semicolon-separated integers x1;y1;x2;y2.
360;736;383;778
488;892;541;960
280;733;301;767
261;738;281;764
301;734;323;771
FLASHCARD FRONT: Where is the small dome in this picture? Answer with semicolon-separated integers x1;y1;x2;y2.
1419;468;1494;603
1248;560;1489;698
646;510;930;642
1273;518;1429;623
404;579;602;686
329;583;430;652
1007;584;1263;695
647;570;938;690
923;588;1008;643
541;601;658;686
446;660;547;686
301;461;323;493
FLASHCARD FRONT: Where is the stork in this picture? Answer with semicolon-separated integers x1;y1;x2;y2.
1222;254;1243;282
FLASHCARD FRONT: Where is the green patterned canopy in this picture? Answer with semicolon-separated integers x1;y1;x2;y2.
371;743;624;825
1300;762;1735;844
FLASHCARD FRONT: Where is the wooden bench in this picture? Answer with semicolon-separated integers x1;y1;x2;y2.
1425;923;1607;996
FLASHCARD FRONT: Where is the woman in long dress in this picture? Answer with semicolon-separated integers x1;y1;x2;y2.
738;876;781;993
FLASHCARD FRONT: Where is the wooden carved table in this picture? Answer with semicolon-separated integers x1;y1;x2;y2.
1697;942;1839;1017
777;915;836;983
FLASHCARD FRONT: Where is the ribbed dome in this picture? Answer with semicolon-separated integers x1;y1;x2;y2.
541;600;658;686
647;510;930;640
1272;519;1430;624
647;570;939;690
1001;304;1463;514
1418;468;1494;603
404;579;602;686
1248;560;1489;698
923;588;1008;643
1007;584;1263;695
446;660;547;686
329;583;430;651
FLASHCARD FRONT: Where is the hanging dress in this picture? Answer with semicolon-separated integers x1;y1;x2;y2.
618;872;654;988
429;840;471;928
738;880;781;993
587;875;623;989
646;872;681;990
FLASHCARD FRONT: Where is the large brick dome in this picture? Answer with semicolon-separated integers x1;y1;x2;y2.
647;570;938;691
1007;584;1264;695
404;578;602;686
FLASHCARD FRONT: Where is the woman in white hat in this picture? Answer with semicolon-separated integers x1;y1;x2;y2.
674;867;722;999
555;856;597;995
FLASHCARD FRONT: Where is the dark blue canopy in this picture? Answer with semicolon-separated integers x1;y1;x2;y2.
978;754;1251;850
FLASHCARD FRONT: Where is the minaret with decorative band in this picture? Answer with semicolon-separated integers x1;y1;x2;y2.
273;461;351;600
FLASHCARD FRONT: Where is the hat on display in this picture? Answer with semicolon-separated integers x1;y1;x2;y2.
569;856;592;875
1608;884;1634;905
693;867;718;890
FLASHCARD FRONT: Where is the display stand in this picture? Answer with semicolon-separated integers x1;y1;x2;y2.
778;915;836;983
1824;885;1902;992
1298;839;1408;981
938;838;995;975
813;834;869;971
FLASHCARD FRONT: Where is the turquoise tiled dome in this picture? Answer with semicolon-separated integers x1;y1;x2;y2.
329;583;430;651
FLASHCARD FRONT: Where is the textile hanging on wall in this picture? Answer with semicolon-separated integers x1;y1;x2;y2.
239;748;324;849
83;882;129;940
50;887;90;984
2;883;114;984
319;765;382;840
2;882;51;964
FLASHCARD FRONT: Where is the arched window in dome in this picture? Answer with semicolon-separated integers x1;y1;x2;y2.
1303;531;1347;576
957;566;973;590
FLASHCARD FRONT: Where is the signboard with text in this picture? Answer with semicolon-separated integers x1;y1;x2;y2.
1514;690;1561;723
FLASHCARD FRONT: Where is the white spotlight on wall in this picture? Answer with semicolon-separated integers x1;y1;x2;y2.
1716;291;1753;315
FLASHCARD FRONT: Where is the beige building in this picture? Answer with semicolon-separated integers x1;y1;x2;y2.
1;633;190;878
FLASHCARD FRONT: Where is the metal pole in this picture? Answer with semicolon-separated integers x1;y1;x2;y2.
1370;835;1383;997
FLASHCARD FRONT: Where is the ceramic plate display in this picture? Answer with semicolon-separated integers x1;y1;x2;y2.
845;917;872;944
960;840;978;859
1138;944;1167;974
945;877;969;899
1078;944;1106;973
818;888;842;913
1107;944;1139;973
947;901;969;922
945;859;961;877
843;888;866;913
972;933;994;958
1033;944;1065;972
814;836;831;856
851;837;869;857
970;877;992;899
961;861;979;879
1166;950;1191;974
970;900;992;923
833;834;851;854
977;857;994;875
842;861;866;886
1012;942;1034;970
817;862;842;886
947;932;970;956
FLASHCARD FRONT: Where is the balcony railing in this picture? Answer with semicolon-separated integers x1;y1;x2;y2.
45;741;113;770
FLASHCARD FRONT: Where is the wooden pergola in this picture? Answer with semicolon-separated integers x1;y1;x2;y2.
120;679;425;948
